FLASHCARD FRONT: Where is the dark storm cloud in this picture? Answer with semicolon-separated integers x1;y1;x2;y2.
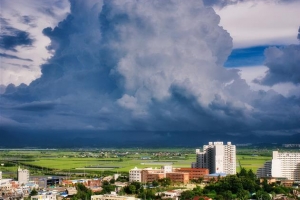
11;101;56;112
0;85;6;94
0;0;299;146
255;45;300;85
0;53;33;61
0;18;34;51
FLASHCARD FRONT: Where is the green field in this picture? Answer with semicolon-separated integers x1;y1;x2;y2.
0;148;274;179
236;155;271;173
0;149;196;178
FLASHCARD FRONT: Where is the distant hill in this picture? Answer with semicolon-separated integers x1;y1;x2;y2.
0;127;299;148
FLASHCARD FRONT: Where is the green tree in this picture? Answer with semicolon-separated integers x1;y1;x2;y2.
138;189;156;200
237;189;249;200
72;183;93;200
238;168;247;177
221;190;232;200
215;194;224;200
158;178;171;187
29;188;38;197
180;190;195;200
261;179;272;193
152;180;159;187
101;184;116;194
241;177;256;193
192;186;203;196
109;178;115;184
247;169;256;180
128;185;136;194
102;180;109;186
261;192;271;200
256;190;271;200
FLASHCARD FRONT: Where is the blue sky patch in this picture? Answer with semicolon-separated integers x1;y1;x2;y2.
224;46;275;68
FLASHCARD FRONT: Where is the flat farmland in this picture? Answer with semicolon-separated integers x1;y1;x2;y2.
0;148;274;178
236;155;271;173
20;156;196;172
0;149;197;177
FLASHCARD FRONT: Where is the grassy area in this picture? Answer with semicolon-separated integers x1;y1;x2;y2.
19;156;196;172
236;155;271;173
0;149;196;178
0;148;274;178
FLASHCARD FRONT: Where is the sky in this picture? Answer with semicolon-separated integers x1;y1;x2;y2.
0;0;300;147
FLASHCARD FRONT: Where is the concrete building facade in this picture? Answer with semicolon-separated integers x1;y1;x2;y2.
129;165;209;184
166;172;189;184
257;151;300;181
17;167;29;185
174;168;209;180
194;142;236;175
141;169;164;183
256;161;272;178
129;167;142;182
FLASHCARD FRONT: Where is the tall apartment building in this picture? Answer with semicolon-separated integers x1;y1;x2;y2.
17;167;29;185
257;151;300;181
193;142;236;175
256;161;272;178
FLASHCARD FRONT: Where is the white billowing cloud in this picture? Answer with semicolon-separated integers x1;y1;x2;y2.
111;0;233;109
0;0;299;138
0;0;70;86
215;0;300;48
237;65;300;97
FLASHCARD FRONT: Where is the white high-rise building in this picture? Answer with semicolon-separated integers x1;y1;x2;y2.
194;142;236;175
18;166;29;185
257;151;300;181
129;167;142;182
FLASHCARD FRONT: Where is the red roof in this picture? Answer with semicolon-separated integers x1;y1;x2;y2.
193;196;212;200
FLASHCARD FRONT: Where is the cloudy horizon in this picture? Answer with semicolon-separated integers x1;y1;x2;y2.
0;0;299;147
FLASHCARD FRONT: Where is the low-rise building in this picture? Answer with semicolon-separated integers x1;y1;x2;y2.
91;194;140;200
158;189;182;199
166;172;189;184
31;193;57;200
203;173;227;182
141;168;164;183
129;165;209;184
129;167;142;182
174;168;209;180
